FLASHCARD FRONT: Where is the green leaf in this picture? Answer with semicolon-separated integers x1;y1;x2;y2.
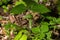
23;0;47;13
14;31;23;40
2;0;8;4
49;21;56;25
57;0;60;12
0;1;2;6
19;34;27;40
56;18;60;24
10;4;27;15
46;16;56;21
31;27;40;34
23;0;35;5
0;16;3;20
24;14;33;19
4;23;18;30
43;0;47;2
40;22;49;32
46;31;52;40
4;23;11;30
57;6;60;12
15;0;26;6
34;0;38;3
2;5;8;13
39;32;45;40
29;4;50;14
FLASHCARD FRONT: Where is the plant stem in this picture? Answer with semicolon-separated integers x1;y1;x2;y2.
29;19;32;29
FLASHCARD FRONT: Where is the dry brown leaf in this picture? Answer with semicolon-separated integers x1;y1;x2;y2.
9;15;15;23
0;20;8;25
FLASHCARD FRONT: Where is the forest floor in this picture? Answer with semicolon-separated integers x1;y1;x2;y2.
0;0;60;40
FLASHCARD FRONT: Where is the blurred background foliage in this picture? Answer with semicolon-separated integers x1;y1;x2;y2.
0;0;60;40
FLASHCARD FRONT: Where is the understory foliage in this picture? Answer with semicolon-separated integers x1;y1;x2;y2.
0;0;60;40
